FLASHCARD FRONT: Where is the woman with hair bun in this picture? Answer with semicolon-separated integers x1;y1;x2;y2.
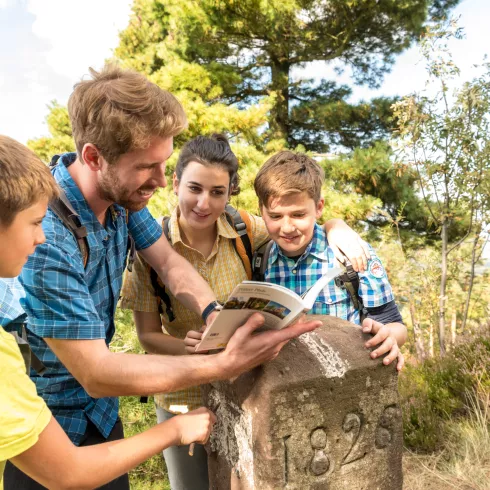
120;134;366;489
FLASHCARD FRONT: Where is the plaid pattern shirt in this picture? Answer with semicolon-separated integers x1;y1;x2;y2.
0;278;26;328
120;208;269;413
19;153;162;445
265;224;394;324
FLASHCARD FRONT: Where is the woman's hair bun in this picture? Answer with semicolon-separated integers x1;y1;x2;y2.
211;133;231;146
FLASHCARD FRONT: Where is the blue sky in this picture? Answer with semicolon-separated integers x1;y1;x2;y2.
0;0;488;144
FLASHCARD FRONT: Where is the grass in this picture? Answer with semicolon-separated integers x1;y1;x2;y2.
112;307;171;489
403;382;490;490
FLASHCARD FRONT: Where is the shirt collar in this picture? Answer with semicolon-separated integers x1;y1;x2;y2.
269;223;330;264
168;208;240;245
168;208;182;244
307;223;330;261
53;153;121;235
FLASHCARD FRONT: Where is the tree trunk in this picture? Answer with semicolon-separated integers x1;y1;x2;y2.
409;301;426;362
428;322;434;358
450;309;457;350
270;58;290;143
439;219;448;356
461;233;480;332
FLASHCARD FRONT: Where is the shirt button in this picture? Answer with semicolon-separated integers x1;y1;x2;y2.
292;269;297;274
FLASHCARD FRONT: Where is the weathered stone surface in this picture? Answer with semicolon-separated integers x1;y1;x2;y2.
203;315;403;490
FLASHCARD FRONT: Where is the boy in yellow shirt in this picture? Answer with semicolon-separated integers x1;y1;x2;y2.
0;135;215;489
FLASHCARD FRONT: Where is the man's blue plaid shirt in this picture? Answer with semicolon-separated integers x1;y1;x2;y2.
264;223;394;324
19;153;162;445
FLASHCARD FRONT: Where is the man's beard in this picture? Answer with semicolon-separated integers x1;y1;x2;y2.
97;167;150;212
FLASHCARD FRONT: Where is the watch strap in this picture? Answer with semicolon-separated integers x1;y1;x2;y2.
201;301;222;323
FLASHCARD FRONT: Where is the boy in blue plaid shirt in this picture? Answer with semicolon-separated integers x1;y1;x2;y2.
254;151;407;371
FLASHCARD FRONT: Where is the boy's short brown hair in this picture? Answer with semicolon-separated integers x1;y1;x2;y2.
0;135;59;227
68;64;187;164
254;150;324;208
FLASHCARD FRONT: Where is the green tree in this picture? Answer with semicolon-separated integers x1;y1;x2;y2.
324;142;429;229
115;0;460;150
27;102;75;163
392;19;490;356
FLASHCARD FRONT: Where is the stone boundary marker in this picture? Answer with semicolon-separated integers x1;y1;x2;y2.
203;315;403;490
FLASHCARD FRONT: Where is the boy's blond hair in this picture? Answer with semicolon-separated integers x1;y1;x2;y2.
68;64;187;164
0;135;60;226
254;150;324;208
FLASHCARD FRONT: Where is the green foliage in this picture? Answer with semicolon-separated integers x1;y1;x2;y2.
391;18;490;354
400;336;490;452
392;19;490;241
323;142;429;228
290;84;399;152
115;0;461;149
27;102;75;163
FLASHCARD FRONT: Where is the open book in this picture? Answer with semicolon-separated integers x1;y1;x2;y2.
196;267;342;352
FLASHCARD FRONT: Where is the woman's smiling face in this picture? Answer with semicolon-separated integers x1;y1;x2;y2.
173;161;231;231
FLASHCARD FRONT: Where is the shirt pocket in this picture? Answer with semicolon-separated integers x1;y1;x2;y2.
312;286;350;320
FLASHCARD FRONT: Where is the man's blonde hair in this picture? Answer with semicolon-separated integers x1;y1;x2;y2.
0;135;59;226
254;150;324;208
68;64;188;163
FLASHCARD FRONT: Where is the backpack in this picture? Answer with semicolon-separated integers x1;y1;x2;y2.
148;204;254;322
251;240;368;322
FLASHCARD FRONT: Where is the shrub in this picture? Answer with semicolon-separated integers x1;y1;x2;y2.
399;335;490;452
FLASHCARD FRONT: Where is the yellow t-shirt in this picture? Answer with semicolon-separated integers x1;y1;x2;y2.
0;326;51;489
120;209;269;413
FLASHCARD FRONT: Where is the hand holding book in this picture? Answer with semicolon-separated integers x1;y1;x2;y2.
195;267;342;352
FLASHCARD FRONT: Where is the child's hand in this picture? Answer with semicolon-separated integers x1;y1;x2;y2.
325;219;370;272
184;330;207;354
172;407;217;446
362;318;405;371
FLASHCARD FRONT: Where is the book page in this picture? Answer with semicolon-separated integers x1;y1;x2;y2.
196;282;305;351
302;266;343;309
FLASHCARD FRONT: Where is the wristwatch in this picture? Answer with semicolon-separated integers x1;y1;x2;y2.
201;301;223;324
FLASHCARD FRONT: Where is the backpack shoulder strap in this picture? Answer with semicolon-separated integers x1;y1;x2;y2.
124;208;136;272
251;239;274;282
49;154;61;170
9;325;46;375
48;189;89;268
224;205;254;280
149;217;175;322
335;259;368;322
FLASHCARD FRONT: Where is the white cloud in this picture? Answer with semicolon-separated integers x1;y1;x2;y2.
27;0;132;81
0;0;132;144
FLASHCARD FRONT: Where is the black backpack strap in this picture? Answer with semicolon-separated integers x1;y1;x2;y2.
123;208;136;273
22;325;47;375
49;189;89;268
149;217;175;322
335;259;368;322
49;154;61;170
126;234;136;272
49;154;90;266
10;325;47;376
224;204;253;270
251;239;274;282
